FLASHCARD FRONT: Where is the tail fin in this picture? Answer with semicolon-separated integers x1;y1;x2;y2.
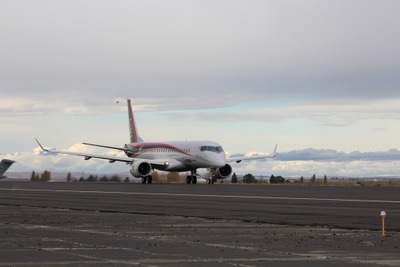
127;98;143;143
0;159;15;179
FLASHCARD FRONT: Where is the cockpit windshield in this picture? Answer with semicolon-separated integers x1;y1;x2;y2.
200;146;224;153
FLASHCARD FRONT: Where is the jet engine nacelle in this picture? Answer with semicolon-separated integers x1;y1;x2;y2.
130;161;153;178
212;164;233;179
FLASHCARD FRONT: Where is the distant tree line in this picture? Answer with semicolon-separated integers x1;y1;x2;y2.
298;174;328;184
30;169;330;185
269;175;286;184
229;173;329;185
30;170;51;182
30;171;130;183
243;173;258;184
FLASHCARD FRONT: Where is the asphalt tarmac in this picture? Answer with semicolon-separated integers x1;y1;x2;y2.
0;182;399;266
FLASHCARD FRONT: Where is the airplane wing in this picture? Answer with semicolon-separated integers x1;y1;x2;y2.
227;144;277;163
35;138;168;166
36;138;133;163
82;142;129;152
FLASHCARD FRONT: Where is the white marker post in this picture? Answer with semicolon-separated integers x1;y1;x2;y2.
380;211;386;237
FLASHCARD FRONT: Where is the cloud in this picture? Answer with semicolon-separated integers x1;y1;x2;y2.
229;147;400;176
3;96;400;131
1;0;399;107
230;148;400;163
234;159;400;177
277;148;400;162
163;98;400;127
266;160;400;177
0;123;33;133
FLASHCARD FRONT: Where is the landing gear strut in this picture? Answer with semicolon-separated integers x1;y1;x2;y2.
186;170;198;184
141;176;153;184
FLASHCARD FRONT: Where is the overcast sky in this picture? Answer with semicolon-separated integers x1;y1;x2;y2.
1;0;400;177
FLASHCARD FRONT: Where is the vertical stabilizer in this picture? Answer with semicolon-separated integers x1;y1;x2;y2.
0;159;15;179
127;98;143;143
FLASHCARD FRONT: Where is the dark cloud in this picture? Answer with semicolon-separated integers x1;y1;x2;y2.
1;0;400;108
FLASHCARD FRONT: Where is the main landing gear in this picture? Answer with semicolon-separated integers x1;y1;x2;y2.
186;170;218;184
141;176;153;184
207;177;217;184
186;170;198;184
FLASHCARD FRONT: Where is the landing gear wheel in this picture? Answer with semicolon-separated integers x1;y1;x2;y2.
208;177;216;184
147;176;153;184
187;170;198;184
141;177;147;184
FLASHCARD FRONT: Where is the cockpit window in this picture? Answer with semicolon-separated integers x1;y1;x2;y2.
210;146;218;152
200;146;224;153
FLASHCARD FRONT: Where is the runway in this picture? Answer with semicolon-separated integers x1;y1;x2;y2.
1;182;399;266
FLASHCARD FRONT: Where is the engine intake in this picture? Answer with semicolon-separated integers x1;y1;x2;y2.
130;161;153;178
212;164;232;179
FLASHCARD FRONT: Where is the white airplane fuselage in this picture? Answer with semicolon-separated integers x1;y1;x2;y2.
124;140;227;172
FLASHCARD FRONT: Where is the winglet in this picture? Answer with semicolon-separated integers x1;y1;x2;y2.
35;138;49;152
272;144;278;157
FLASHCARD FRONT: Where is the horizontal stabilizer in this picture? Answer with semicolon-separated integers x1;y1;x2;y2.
0;159;15;179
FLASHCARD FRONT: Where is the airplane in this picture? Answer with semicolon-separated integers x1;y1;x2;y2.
0;159;15;180
36;98;277;184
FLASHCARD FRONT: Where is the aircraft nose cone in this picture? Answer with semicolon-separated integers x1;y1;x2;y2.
209;154;227;168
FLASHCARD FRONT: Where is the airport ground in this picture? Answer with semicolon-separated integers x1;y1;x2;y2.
0;182;399;266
